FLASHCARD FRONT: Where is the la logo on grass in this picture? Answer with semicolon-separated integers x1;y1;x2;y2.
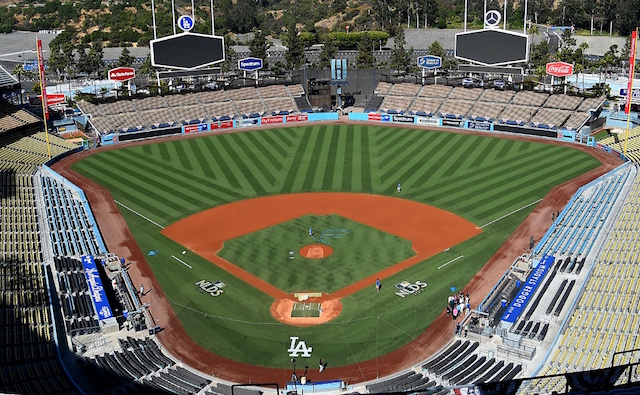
288;336;313;357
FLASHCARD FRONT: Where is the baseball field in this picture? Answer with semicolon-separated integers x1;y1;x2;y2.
70;124;600;370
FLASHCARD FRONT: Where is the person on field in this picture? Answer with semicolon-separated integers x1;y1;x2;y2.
309;228;314;237
319;359;325;373
397;183;402;192
376;278;381;292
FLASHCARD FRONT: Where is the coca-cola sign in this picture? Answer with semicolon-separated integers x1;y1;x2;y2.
546;62;574;77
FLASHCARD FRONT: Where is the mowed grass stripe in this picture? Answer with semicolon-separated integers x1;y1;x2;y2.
427;133;478;182
469;138;501;169
341;125;354;190
113;148;246;202
290;125;321;191
330;128;348;190
378;128;427;170
187;138;216;179
280;126;316;193
379;130;439;182
375;126;413;155
469;155;597;220
309;126;336;190
410;132;463;186
302;126;329;190
410;144;556;199
72;159;180;221
247;131;287;172
158;141;171;163
351;126;364;191
173;140;194;171
441;135;486;177
231;133;278;186
449;150;587;215
97;151;212;209
258;129;293;159
217;136;268;195
201;137;242;189
410;133;467;185
359;125;373;192
391;133;446;188
320;128;339;191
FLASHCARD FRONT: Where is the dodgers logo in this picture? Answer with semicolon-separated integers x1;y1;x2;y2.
288;336;313;357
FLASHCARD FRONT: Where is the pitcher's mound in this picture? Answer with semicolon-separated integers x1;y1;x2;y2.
299;244;333;259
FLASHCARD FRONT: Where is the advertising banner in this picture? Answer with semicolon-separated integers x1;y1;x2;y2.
184;123;210;133
467;120;492;130
416;116;441;126
211;120;233;129
501;255;554;323
546;61;574;77
81;255;114;321
108;67;135;81
286;114;308;123
392;114;415;123
368;113;381;121
236;118;259;127
442;119;463;127
262;116;284;124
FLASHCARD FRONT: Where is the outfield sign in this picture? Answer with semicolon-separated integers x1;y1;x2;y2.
443;119;463;127
394;280;428;298
467;120;492;130
236;118;259;127
195;279;226;297
108;67;136;81
501;255;554;323
393;115;415;123
40;93;65;106
211;120;233;130
367;113;391;122
262;116;284;124
417;55;442;69
81;255;114;321
546;61;573;77
184;123;209;133
416;116;441;126
619;88;640;98
288;336;313;357
286;114;308;123
238;57;263;71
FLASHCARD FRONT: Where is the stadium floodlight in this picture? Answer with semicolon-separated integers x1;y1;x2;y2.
150;0;225;70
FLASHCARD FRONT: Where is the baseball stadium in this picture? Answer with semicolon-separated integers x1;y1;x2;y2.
1;13;640;395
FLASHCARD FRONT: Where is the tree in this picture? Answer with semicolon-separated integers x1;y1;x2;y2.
221;34;237;74
76;46;92;75
356;32;374;69
117;47;135;67
389;28;412;73
249;29;270;69
12;64;24;107
284;21;305;71
47;42;67;81
88;41;104;76
318;37;337;69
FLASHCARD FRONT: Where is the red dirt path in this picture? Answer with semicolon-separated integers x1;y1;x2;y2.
299;244;333;259
51;123;623;386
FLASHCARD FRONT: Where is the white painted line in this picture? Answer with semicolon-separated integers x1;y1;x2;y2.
114;200;165;229
171;255;192;269
480;198;543;229
438;255;464;270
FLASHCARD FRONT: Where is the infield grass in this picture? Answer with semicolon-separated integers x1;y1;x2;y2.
217;214;415;293
72;124;601;368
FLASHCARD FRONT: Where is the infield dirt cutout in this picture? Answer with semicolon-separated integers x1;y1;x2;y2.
299;244;333;259
162;192;481;326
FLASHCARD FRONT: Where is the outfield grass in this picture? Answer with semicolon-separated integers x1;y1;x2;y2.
72;124;601;368
218;214;415;293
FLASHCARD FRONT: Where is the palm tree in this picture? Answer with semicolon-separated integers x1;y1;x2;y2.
12;64;24;107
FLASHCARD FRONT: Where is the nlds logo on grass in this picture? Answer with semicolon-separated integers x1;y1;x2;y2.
195;279;226;297
394;280;428;298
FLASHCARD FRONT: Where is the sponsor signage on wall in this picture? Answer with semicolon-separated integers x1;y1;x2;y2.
40;93;65;106
235;118;259;127
286;114;308;123
501;255;555;323
81;255;114;321
108;67;136;81
416;116;440;126
417;55;442;69
393;115;415;123
443;119;463;127
467;120;492;130
238;57;263;71
368;113;381;121
262;116;284;124
184;123;209;133
545;61;574;77
211;120;233;129
619;88;640;98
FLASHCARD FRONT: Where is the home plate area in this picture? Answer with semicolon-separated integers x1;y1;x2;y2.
291;302;322;318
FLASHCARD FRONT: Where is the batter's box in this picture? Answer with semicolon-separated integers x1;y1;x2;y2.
291;302;321;318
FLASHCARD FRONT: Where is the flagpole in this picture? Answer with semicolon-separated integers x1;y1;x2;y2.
623;28;638;158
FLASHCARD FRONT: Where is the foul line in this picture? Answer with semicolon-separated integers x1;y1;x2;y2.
480;198;543;229
114;200;165;229
438;255;464;270
171;255;192;269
